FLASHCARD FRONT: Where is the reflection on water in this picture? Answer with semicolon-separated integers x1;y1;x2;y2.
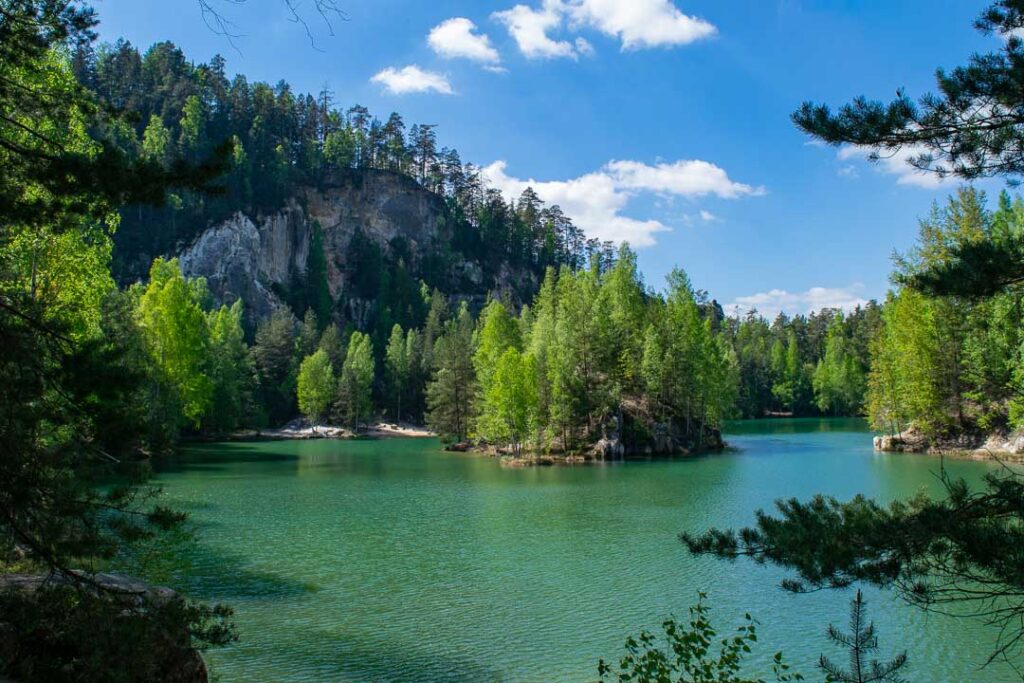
147;421;1016;682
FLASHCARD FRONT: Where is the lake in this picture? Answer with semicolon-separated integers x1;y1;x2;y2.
154;419;1018;681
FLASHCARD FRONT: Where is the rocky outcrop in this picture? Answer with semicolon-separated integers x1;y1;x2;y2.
874;426;1024;459
176;170;516;322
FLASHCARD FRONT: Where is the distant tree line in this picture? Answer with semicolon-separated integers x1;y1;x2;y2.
726;305;880;419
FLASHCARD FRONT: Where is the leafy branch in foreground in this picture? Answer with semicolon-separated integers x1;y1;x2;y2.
681;466;1024;665
597;593;802;683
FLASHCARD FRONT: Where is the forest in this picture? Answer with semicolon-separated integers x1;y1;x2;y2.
42;37;883;459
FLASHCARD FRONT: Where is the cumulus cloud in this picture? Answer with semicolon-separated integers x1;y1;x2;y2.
428;18;501;64
606;159;765;199
492;1;577;59
493;0;714;58
370;65;454;95
567;0;716;49
725;283;869;319
699;209;719;222
481;158;761;247
836;144;954;189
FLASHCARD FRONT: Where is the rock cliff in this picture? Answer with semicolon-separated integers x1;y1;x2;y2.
174;170;526;322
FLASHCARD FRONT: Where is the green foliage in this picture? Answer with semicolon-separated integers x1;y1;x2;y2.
818;591;908;683
473;298;522;392
477;348;539;455
866;188;1024;436
135;258;213;428
205;300;252;433
0;581;235;683
597;593;802;683
0;6;235;677
251;308;298;425
304;221;333;324
725;307;876;419
792;2;1024;298
793;1;1024;184
426;304;475;443
813;316;866;416
335;331;375;430
385;324;411;421
297;349;334;423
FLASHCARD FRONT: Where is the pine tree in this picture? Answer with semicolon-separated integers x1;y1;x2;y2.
426;305;475;443
818;591;908;683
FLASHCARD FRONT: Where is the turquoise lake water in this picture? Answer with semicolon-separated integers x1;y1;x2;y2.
153;418;1019;681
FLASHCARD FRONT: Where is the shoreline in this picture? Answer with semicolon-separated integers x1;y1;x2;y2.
229;422;436;441
452;442;729;468
873;429;1024;462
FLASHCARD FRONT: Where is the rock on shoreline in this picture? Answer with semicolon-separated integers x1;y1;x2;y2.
873;427;1024;460
231;420;435;441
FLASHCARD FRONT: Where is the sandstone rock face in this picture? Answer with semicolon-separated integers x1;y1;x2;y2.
178;170;451;321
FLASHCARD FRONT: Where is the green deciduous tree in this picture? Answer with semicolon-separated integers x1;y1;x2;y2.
477;348;539;456
335;331;374;430
813;316;866;416
205;300;251;433
597;593;802;683
135;258;213;429
297;349;334;423
384;324;410;421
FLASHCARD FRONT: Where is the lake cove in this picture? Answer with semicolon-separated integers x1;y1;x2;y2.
154;419;1016;682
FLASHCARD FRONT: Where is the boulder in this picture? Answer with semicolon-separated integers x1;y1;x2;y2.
593;436;625;459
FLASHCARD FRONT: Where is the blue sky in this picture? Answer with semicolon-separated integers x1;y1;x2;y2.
93;0;1002;317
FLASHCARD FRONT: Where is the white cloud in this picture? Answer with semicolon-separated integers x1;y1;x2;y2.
428;18;501;64
566;0;716;49
836;164;859;179
836;144;953;189
575;36;596;56
606;159;765;199
481;158;761;247
699;209;719;222
493;0;714;57
725;283;869;319
370;65;454;95
492;1;577;59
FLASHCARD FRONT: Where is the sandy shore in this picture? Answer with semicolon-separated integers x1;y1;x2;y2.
233;422;435;441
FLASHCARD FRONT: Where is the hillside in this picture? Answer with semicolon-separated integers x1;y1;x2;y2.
75;40;613;332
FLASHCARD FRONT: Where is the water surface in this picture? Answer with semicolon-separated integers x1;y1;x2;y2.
154;419;1018;681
